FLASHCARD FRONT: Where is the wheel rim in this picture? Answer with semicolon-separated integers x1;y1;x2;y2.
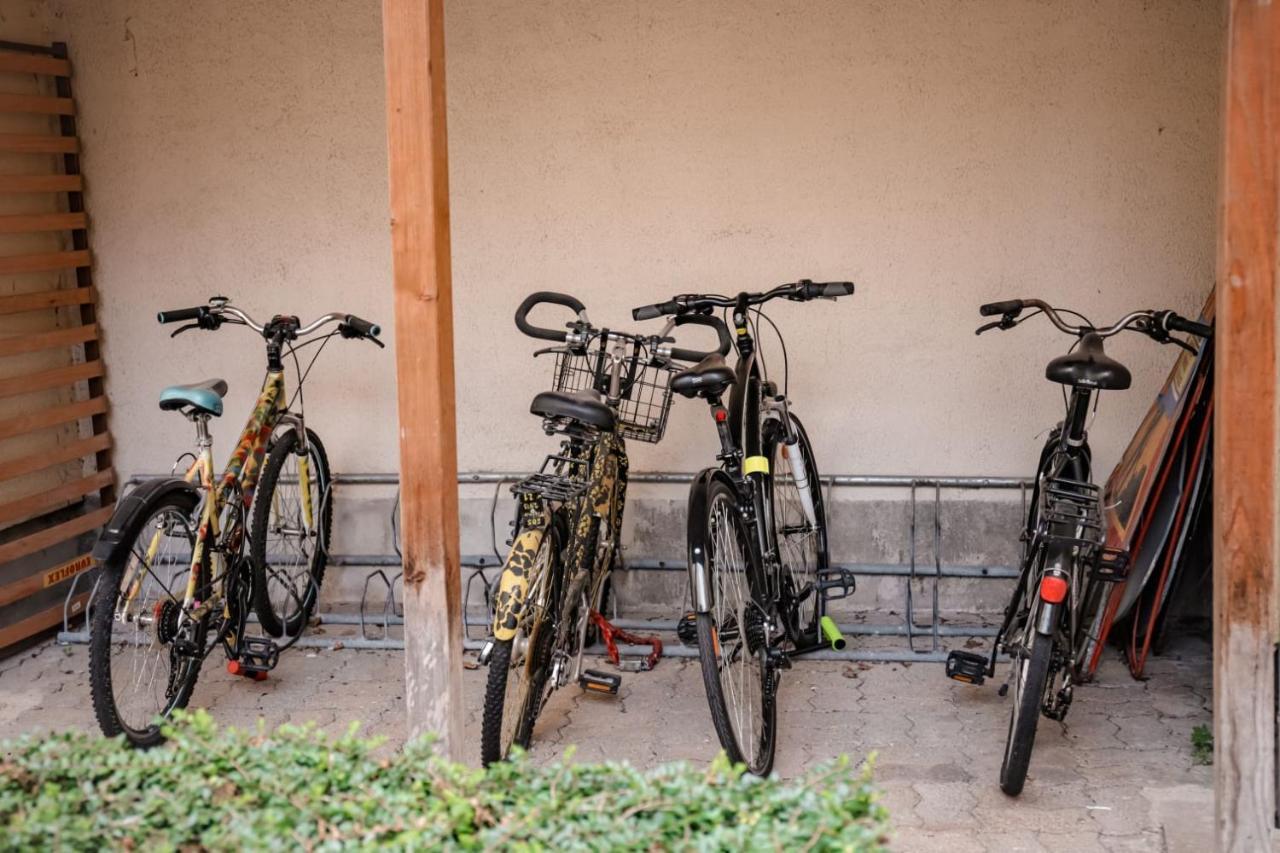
107;505;197;734
771;435;820;634
500;533;554;755
707;490;769;770
262;445;324;630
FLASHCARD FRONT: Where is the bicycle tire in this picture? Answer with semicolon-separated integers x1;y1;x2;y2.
693;476;776;775
250;427;332;637
1000;625;1052;796
763;413;829;641
89;490;209;748
480;520;562;766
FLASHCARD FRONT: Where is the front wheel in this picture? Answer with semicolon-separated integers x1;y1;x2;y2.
764;413;829;642
1000;624;1052;796
693;477;776;775
89;490;209;747
250;428;332;637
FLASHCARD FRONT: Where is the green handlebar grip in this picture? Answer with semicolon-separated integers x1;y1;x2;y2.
820;616;847;651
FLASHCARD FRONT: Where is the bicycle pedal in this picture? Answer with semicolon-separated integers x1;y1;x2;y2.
230;636;279;679
676;612;699;647
578;669;621;695
815;567;856;601
945;650;988;686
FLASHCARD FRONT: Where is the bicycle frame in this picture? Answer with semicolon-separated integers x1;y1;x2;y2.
118;369;313;631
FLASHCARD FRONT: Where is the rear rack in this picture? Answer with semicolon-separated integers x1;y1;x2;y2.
1036;476;1103;549
511;453;590;503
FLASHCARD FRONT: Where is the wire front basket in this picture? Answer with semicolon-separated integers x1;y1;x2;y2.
551;349;677;443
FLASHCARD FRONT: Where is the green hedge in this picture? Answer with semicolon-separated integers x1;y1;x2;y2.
0;711;888;851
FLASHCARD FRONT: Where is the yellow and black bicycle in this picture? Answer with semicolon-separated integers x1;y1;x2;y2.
88;296;382;747
480;291;729;765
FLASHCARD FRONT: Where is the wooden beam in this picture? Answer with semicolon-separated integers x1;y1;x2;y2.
1214;1;1280;850
0;250;90;275
0;134;78;154
0;359;103;399
0;504;112;566
0;396;107;442
0;432;110;483
0;323;97;358
0;93;74;115
0;468;113;526
0;51;71;78
0;174;81;193
381;0;464;757
0;213;86;234
0;286;94;314
0;592;89;649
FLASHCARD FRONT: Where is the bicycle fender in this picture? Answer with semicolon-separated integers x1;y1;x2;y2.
92;477;200;564
492;525;546;641
686;467;737;614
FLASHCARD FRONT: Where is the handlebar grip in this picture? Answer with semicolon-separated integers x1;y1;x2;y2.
979;299;1025;317
343;314;381;338
157;306;206;324
800;280;855;299
632;300;680;322
668;313;733;362
1165;312;1213;339
515;292;586;342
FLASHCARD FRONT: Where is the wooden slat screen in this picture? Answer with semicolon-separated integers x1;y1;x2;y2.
0;41;114;650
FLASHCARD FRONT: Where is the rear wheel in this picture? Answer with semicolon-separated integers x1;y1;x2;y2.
1000;614;1052;796
694;477;776;775
250;428;331;638
89;491;209;747
480;522;561;766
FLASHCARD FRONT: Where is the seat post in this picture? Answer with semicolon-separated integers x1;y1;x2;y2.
190;412;213;449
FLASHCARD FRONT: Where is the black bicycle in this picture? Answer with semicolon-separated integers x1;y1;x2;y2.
945;298;1212;796
633;279;856;775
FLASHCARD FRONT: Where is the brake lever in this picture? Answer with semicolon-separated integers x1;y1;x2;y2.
366;336;386;349
170;323;200;338
975;317;1015;335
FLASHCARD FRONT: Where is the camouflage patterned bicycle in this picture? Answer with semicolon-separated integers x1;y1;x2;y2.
479;292;729;765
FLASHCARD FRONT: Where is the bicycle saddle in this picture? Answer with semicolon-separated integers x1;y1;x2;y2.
529;389;615;430
670;354;735;399
1045;333;1131;391
158;378;229;417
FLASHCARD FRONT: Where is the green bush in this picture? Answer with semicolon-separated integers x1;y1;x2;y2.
0;711;888;851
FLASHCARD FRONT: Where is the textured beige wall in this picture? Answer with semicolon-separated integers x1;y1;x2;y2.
43;0;1221;485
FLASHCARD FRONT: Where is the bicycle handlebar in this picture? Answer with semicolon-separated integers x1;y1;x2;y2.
978;297;1213;344
668;313;733;362
514;291;588;342
632;278;856;320
158;299;382;344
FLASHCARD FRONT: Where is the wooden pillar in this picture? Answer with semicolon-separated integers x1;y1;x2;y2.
380;0;464;757
1214;0;1279;849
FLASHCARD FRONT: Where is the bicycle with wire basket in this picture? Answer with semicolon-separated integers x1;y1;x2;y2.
944;298;1212;796
87;296;383;747
479;292;730;766
631;279;857;776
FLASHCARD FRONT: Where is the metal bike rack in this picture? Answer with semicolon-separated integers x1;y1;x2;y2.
58;470;1030;663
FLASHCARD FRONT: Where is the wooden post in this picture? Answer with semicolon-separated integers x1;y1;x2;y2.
1214;1;1279;849
380;0;465;757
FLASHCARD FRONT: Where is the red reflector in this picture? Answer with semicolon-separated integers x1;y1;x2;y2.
714;409;728;423
1040;575;1068;604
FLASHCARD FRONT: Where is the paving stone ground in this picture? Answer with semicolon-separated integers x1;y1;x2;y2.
0;631;1213;851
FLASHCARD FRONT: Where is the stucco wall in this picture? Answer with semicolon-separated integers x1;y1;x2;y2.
38;1;1221;489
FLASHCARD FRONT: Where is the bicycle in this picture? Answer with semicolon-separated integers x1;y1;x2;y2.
631;279;857;776
479;292;729;766
88;296;383;747
944;298;1212;796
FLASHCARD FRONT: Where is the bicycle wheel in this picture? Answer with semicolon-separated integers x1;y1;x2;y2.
1000;612;1052;796
694;476;776;775
250;427;331;637
765;414;828;640
89;490;209;747
481;520;561;766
